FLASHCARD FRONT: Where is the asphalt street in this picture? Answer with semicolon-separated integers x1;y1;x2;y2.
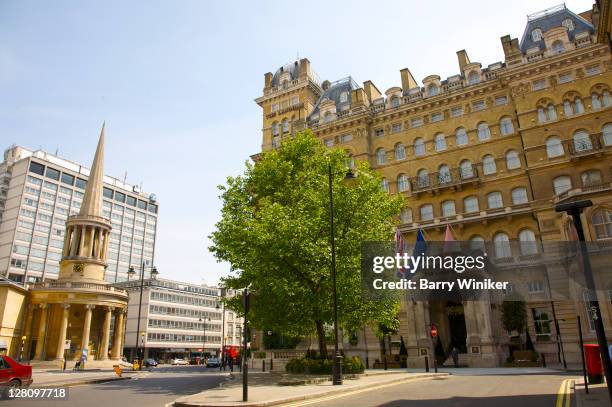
301;372;577;407
2;365;227;407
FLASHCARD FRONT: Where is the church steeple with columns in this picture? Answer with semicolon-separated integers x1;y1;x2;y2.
59;123;112;283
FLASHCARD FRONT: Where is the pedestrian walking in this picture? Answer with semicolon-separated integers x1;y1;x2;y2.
451;346;459;368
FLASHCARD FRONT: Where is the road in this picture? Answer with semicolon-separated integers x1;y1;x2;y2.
296;371;577;407
2;365;227;407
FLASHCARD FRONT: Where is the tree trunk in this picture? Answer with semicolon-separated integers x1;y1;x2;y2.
315;320;328;358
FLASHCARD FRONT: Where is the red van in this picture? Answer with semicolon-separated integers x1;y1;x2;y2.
0;356;33;387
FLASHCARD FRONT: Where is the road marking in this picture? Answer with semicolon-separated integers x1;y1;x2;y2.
555;379;571;407
280;376;440;406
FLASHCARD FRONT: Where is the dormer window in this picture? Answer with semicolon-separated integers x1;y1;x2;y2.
427;84;439;97
467;71;480;85
551;40;565;54
562;18;574;31
531;28;543;42
339;91;348;103
391;97;400;108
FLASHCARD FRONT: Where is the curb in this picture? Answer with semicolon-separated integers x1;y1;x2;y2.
35;376;131;388
171;373;449;407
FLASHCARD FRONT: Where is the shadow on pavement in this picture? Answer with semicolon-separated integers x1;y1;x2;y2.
377;393;559;407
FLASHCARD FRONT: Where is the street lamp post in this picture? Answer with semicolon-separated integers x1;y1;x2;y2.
327;163;356;386
217;301;225;367
555;200;612;403
199;316;210;363
128;261;158;371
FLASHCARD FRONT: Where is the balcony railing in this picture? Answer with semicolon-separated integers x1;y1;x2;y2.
30;281;128;296
409;165;480;193
568;134;603;157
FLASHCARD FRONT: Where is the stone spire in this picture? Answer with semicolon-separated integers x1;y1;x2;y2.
80;123;105;217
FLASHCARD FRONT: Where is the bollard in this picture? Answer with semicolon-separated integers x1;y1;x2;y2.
425;356;430;372
262;360;266;372
434;357;438;374
270;358;273;371
541;353;547;368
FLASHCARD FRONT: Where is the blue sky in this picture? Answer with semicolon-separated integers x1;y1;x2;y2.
0;0;592;284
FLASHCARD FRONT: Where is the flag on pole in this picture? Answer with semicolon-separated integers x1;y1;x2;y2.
394;228;407;278
442;224;459;253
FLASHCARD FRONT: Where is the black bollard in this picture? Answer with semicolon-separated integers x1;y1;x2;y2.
262;360;266;372
425;356;430;372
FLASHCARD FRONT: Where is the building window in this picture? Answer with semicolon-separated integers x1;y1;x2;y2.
400;208;413;224
467;71;480;85
500;117;514;135
506;150;521;169
455;128;468;146
546;136;564;158
574;97;585;114
603;91;610;107
532;308;552;336
420;204;434;221
495;96;508;106
441;200;456;217
428;84;439;97
482;155;497;175
603;124;612;146
563;100;573;116
29;161;45;176
414;138;425;156
381;178;389;192
324;138;334;147
581;169;602;187
472;100;485;111
45;167;60;180
553;176;572;195
397;174;409;192
395;143;406;160
374;128;385;137
519;229;537;255
451;106;464;117
271;122;279;136
438;164;451;184
533;79;547;90
547;104;557;121
411;118;423;128
459;159;474;179
464;196;479;213
390;97;400;108
494;232;511;258
376;148;386;165
60;173;74;186
487;192;503;209
531;28;543;41
391;123;402;133
477;122;491;141
417;169;429;188
551;40;565;54
592;209;612;240
586;65;601;76
592;93;602;110
559;72;572;84
339;91;348;103
562;18;574;31
470;235;485;250
512;187;528;205
434;134;447;151
431;112;443;122
573;130;592;152
340;134;353;143
528;281;544;294
282;119;289;133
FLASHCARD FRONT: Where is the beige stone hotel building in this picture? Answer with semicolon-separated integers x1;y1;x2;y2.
255;4;612;367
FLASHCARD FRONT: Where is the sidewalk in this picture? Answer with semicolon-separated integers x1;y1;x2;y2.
31;368;144;387
172;371;449;407
574;379;611;407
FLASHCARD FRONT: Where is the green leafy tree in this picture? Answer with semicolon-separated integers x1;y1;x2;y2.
501;293;528;349
209;131;402;358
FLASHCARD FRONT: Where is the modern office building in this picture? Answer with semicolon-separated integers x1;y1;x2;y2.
255;4;612;367
117;277;243;362
0;144;159;284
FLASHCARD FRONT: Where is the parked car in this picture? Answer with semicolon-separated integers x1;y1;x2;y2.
144;358;158;367
0;356;33;388
171;358;189;366
206;357;221;368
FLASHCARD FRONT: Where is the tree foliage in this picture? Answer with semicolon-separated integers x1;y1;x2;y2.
209;131;402;357
501;293;527;334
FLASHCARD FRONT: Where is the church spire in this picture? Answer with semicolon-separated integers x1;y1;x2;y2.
80;122;105;217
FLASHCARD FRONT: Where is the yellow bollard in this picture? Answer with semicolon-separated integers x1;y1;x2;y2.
113;365;122;377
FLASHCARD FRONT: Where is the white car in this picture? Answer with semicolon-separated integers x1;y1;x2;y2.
171;358;189;365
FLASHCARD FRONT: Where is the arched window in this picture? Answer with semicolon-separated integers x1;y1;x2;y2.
346;155;355;170
519;229;537;255
381;178;389;193
547;104;557;120
414;138;425;156
581;169;602;187
467;71;480;85
455;128;468;146
477;122;491;141
438;164;451;184
459;159;474;179
282;119;289;133
420;204;434;221
397;174;409;192
271;122;279;136
441;200;456;217
483;155;497;175
391;97;400;108
469;235;485;250
434;133;447;151
603;91;610;107
603;123;612;146
592;208;612;239
487;191;503;209
464;196;479;213
417;169;429;188
494;232;511;258
512;187;528;204
500;117;514;135
531;28;543;42
376;148;386;165
551;40;565;54
428;84;439;97
592;93;602;110
537;107;547;123
506;150;521;169
573;130;592;152
553;175;572;195
562;18;574;31
563;100;573;116
400;208;413;224
546;136;564;158
395;143;406;160
574;97;584;114
339;91;348;103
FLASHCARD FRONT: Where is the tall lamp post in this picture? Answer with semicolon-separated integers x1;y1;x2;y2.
128;261;158;370
328;163;355;386
555;199;612;403
217;301;225;362
199;316;210;362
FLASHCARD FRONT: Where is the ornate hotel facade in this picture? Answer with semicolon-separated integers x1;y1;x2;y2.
255;4;612;367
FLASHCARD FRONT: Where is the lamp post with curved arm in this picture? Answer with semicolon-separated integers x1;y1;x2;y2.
128;262;158;370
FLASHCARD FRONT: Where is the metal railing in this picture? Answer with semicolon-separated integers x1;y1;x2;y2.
30;281;128;295
410;165;479;193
